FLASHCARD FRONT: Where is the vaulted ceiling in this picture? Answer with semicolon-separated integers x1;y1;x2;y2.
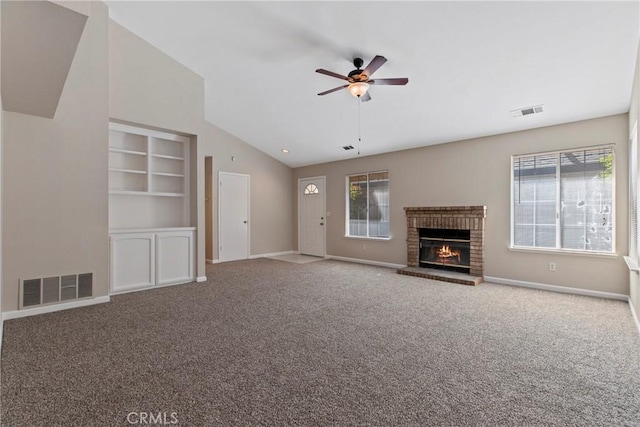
106;1;639;168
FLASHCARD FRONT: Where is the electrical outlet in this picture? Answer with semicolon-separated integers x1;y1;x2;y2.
549;262;556;271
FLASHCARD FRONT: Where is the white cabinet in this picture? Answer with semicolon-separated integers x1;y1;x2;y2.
156;231;195;286
108;123;196;296
110;233;155;294
110;228;195;294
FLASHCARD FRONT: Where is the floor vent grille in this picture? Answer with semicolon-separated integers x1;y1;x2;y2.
20;273;93;309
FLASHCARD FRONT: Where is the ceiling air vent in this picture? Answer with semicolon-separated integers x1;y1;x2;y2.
342;145;355;151
511;104;545;118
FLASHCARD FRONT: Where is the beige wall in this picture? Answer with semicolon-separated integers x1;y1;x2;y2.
108;21;204;136
108;20;293;274
0;7;294;313
629;41;640;318
108;20;207;278
294;114;629;295
202;124;293;260
1;1;87;119
0;0;3;321
2;1;109;311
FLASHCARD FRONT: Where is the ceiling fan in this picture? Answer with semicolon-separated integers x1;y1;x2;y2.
316;55;408;102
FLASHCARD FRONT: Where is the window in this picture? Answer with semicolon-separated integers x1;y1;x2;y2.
347;171;389;238
304;183;319;195
512;146;614;253
629;123;638;261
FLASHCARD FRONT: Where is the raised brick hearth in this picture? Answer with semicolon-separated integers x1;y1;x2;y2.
398;206;487;285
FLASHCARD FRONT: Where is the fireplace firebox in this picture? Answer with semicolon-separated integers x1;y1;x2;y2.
419;229;471;273
398;206;486;286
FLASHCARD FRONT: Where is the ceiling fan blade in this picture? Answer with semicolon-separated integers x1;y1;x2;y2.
318;84;349;96
362;55;387;78
316;68;350;81
360;92;372;102
369;77;409;86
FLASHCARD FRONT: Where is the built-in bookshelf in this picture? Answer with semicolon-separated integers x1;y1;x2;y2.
109;123;188;197
108;123;190;229
108;123;195;294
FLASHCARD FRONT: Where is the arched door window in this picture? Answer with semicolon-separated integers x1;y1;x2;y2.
304;183;319;195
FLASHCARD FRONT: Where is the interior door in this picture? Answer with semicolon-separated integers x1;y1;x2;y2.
299;177;326;257
219;172;249;262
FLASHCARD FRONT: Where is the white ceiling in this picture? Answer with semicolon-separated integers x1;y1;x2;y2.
106;1;639;168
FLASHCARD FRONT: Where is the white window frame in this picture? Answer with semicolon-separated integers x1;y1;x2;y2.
510;145;616;255
345;170;390;240
628;122;639;269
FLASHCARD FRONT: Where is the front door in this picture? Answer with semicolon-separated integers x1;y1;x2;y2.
299;177;326;257
219;172;249;262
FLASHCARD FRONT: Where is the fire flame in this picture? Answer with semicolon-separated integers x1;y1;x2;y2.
438;245;460;263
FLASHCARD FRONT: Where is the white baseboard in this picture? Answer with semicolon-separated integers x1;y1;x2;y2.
629;298;640;336
249;250;296;259
326;255;406;270
484;276;628;301
196;276;207;282
206;259;216;264
2;296;111;321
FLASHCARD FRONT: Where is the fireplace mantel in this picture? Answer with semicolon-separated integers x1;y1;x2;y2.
400;206;487;285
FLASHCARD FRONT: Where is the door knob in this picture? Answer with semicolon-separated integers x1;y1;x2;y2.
243;220;248;224
320;222;324;226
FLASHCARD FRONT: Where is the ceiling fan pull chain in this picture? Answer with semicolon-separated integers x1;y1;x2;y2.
357;98;361;156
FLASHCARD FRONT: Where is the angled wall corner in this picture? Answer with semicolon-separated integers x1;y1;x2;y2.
1;1;87;119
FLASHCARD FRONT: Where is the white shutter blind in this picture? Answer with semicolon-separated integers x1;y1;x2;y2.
513;154;557;248
559;147;613;252
631;125;639;260
512;146;614;253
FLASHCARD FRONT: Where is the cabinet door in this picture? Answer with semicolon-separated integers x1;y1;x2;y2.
155;231;194;286
110;233;155;293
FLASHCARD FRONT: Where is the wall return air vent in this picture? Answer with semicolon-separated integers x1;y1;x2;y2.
511;104;545;118
20;273;93;309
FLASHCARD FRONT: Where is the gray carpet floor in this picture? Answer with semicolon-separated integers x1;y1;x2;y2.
2;259;639;426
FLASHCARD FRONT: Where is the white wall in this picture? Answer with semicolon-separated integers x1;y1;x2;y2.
294;114;629;295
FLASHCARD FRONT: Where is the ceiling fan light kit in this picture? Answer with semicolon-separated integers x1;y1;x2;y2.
348;82;370;98
316;55;408;102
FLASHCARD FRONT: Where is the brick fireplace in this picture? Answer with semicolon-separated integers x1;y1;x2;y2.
398;206;487;285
